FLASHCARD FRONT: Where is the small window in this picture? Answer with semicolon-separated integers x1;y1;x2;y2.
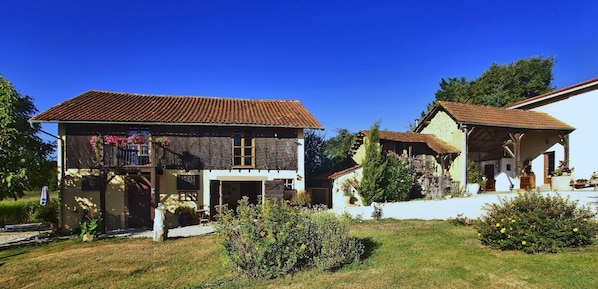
232;129;254;167
275;178;294;190
177;175;200;190
81;176;101;191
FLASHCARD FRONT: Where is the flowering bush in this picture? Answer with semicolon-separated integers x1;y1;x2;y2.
554;160;574;176
154;136;171;147
127;134;146;144
89;136;103;161
103;135;125;145
477;190;598;253
215;197;363;279
89;135;128;161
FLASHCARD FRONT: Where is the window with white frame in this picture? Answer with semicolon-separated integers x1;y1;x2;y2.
275;178;294;190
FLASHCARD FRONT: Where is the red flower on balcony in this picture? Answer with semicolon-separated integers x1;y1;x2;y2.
127;134;146;144
103;135;126;146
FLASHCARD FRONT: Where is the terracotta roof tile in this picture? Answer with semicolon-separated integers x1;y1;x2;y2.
437;101;574;131
30;90;323;129
328;164;362;180
354;130;460;155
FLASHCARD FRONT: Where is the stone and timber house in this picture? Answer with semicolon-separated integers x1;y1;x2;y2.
29;90;322;233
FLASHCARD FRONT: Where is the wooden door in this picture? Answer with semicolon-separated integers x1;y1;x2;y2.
544;152;555;184
210;180;220;219
127;176;152;228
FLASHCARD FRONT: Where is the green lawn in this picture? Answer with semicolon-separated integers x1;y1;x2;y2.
1;219;597;288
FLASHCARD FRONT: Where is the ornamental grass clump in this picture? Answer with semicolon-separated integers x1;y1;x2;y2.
478;190;598;253
215;197;363;279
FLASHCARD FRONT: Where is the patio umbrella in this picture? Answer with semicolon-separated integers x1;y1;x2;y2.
40;186;49;206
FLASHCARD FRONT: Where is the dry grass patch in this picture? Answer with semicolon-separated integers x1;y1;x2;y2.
0;235;232;289
1;219;597;288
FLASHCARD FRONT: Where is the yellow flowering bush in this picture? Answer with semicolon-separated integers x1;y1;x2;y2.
477;190;598;253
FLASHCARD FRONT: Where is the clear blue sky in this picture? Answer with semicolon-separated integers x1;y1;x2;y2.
2;1;597;139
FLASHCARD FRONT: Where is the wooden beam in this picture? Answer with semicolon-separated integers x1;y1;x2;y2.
558;133;570;164
100;169;107;234
509;133;525;178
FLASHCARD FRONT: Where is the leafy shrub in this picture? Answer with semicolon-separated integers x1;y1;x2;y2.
478;191;598;253
290;190;311;206
79;216;100;240
307;211;364;271
32;199;59;225
215;197;363;279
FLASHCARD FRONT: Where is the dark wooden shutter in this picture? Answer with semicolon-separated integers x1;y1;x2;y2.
264;180;284;201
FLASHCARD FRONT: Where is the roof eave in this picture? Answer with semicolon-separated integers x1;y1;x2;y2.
28;119;324;130
456;121;575;132
509;78;598;109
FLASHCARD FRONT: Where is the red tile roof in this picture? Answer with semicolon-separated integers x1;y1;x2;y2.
30;90;323;129
352;130;460;155
508;76;598;109
434;101;574;131
328;164;362;180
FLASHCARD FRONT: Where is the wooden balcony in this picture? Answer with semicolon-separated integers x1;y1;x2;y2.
98;143;156;169
97;142;185;171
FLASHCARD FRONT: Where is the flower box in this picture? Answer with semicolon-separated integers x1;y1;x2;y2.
551;175;574;191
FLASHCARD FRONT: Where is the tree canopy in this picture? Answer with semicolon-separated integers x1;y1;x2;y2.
323;129;356;167
433;56;555;108
0;75;55;200
304;129;357;188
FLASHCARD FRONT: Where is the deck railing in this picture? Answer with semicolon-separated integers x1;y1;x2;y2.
101;143;153;167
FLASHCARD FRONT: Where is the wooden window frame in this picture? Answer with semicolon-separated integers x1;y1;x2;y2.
232;129;255;168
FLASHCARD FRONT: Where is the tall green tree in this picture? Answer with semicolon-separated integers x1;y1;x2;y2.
356;122;386;205
304;129;326;188
434;56;555;107
0;75;55;200
323;128;356;167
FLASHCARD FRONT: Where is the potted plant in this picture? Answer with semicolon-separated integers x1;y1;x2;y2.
554;160;574;176
127;133;146;144
466;160;481;194
591;172;598;185
175;206;195;227
551;160;575;191
89;135;103;162
340;178;359;205
154;136;171;147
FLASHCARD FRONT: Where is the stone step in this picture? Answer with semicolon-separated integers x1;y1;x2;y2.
3;223;50;232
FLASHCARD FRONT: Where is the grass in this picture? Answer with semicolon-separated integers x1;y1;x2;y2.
1;219;597;288
0;190;60;203
0;190;60;224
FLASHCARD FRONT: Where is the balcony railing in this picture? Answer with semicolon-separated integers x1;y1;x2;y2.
98;143;184;170
101;144;153;167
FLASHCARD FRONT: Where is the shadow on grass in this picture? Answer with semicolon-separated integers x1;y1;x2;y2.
358;236;380;261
